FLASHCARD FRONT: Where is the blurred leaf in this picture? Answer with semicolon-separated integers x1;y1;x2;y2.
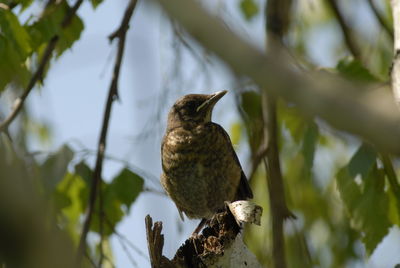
41;145;74;194
0;10;31;90
240;91;263;153
388;190;400;226
348;143;376;178
278;102;306;143
359;168;390;254
56;13;84;56
91;181;124;236
91;168;143;236
74;161;92;185
27;2;83;55
74;161;92;210
337;158;390;255
109;168;144;212
301;122;319;174
55;172;87;242
27;5;63;50
240;0;259;21
241;91;262;119
90;0;104;9
230;122;242;146
336;58;380;83
0;9;31;57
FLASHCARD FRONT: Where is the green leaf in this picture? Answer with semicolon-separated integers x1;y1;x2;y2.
0;10;32;90
240;0;259;21
41;144;74;194
278;102;306;143
55;172;87;242
348;143;376;178
358;167;390;254
90;181;124;236
388;190;400;227
56;13;84;56
27;2;84;55
27;5;63;50
74;161;92;185
90;168;144;236
240;91;262;119
336;162;390;255
90;0;104;9
336;58;380;83
0;10;31;57
109;168;144;211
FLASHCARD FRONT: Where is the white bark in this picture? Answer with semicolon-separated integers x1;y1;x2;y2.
205;234;264;268
391;0;400;106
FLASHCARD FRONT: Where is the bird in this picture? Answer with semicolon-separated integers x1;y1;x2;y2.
160;90;253;227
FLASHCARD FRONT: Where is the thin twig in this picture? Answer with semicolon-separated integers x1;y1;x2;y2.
75;0;138;266
98;179;105;267
325;0;361;60
104;213;149;264
85;251;98;268
0;0;84;133
366;0;393;41
264;0;294;266
118;238;139;268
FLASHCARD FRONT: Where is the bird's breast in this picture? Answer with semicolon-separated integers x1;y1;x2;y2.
160;123;241;218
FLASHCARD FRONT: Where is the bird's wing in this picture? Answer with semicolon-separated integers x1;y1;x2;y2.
161;134;185;221
211;123;253;200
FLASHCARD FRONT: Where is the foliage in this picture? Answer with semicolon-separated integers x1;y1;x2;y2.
239;0;259;21
237;1;399;267
0;137;144;265
0;1;83;91
0;0;400;267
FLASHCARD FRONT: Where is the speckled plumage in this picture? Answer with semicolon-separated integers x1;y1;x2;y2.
161;91;253;219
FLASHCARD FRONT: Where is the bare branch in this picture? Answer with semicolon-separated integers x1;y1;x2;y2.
263;0;295;267
75;0;138;265
367;0;393;41
145;215;165;268
0;0;84;133
145;211;263;268
325;0;361;60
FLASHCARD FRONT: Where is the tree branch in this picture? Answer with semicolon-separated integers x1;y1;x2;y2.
325;0;361;60
366;0;393;41
155;0;400;155
145;215;167;268
263;0;294;267
0;0;84;133
75;0;138;265
145;211;262;268
391;1;400;106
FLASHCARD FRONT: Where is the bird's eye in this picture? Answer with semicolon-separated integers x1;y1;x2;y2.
186;101;198;113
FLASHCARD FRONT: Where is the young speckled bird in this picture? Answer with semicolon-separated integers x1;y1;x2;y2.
160;90;253;223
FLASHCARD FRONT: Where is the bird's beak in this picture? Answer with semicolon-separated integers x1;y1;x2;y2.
196;90;228;113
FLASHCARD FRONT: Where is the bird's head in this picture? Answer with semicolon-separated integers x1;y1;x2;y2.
167;90;227;130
